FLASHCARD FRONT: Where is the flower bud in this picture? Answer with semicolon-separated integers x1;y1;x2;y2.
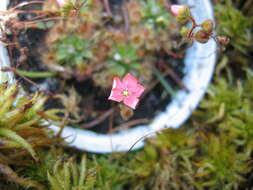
171;5;191;24
120;104;134;120
56;0;66;6
216;36;230;46
180;26;190;37
194;30;210;43
171;5;183;16
156;16;166;24
201;19;214;33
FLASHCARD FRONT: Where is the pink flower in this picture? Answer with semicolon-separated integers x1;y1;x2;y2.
108;73;145;109
56;0;66;6
170;5;184;16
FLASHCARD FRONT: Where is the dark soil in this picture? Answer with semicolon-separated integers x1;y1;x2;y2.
7;0;186;134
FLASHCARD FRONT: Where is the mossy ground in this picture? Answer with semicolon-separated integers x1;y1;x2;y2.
1;0;253;189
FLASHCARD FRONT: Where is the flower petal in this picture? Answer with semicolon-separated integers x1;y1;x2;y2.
122;73;138;89
132;84;145;98
123;96;139;109
112;77;124;91
108;77;125;102
108;89;124;102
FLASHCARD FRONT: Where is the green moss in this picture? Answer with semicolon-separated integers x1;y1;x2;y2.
215;0;253;54
128;129;197;190
0;83;61;190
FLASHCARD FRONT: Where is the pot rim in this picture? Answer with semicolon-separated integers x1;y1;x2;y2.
0;0;216;153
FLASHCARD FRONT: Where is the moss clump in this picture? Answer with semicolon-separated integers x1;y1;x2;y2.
0;83;60;189
125;68;253;189
215;0;253;54
47;154;97;190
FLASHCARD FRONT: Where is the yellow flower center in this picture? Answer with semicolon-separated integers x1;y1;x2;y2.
122;90;129;96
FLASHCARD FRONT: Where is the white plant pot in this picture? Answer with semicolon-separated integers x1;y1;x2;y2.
0;0;216;153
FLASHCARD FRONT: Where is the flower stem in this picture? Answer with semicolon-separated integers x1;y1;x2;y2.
153;67;176;97
16;69;57;78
